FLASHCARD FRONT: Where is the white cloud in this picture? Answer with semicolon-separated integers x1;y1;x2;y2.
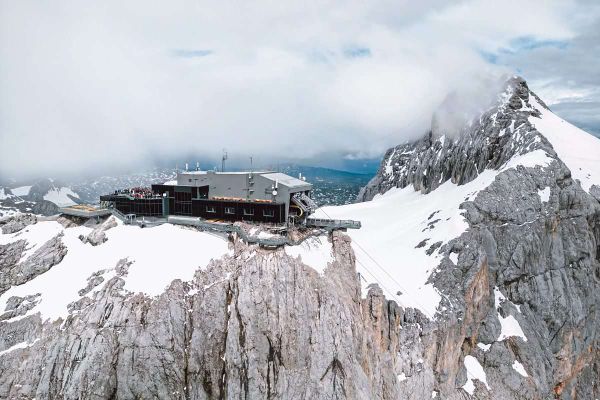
0;0;591;177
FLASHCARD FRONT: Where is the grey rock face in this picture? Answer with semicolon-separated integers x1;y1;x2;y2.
0;77;598;399
358;77;550;201
79;216;117;246
0;233;67;296
0;213;37;234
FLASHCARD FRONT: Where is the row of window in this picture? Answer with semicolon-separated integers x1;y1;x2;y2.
205;205;275;217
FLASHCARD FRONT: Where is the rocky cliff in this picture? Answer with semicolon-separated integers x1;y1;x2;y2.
0;77;598;399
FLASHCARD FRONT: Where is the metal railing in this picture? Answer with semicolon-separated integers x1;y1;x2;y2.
305;218;361;230
168;216;329;247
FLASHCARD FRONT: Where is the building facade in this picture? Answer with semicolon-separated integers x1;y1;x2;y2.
100;170;316;224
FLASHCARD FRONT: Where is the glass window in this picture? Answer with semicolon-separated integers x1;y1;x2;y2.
206;205;216;213
225;207;235;215
263;209;275;217
243;208;254;216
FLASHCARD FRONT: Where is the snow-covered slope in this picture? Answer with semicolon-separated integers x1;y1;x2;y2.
316;152;553;317
333;76;600;319
527;95;600;192
42;187;79;207
0;218;231;321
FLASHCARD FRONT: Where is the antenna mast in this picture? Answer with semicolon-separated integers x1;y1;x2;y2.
221;149;228;172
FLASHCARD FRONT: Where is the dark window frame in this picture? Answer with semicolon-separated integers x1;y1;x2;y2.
206;205;216;213
224;206;235;215
243;207;254;216
263;209;275;217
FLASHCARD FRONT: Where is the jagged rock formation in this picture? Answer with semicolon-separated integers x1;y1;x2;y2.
0;233;67;296
359;78;553;200
78;216;118;246
0;213;37;234
0;77;598;399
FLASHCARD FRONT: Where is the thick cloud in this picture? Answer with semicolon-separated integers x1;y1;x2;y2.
0;0;595;178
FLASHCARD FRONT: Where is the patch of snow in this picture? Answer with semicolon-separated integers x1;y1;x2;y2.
477;343;491;352
449;252;459;265
397;373;407;382
44;187;79;207
385;149;397;175
512;360;528;377
494;287;527;342
0;188;10;200
257;231;277;239
431;391;438;398
538;187;551;203
12;186;32;197
316;169;500;317
501;149;553;171
498;315;527;342
0;338;39;357
284;236;333;274
164;180;177;185
0;221;231;321
529;95;600;192
462;355;490;395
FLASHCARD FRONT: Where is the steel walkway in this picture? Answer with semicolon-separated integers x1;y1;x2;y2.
61;207;360;248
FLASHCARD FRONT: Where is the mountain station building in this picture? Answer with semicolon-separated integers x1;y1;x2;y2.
100;170;318;224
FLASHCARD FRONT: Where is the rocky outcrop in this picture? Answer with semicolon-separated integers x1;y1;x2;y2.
0;232;428;399
0;213;37;234
79;216;117;246
0;233;67;296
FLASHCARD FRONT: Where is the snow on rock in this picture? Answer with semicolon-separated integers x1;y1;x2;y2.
500;149;553;171
0;338;40;357
462;355;490;395
285;236;333;274
512;360;528;377
43;187;79;207
397;372;407;382
528;95;600;192
0;221;231;321
477;342;491;352
0;221;64;262
498;315;528;342
11;186;32;197
0;188;11;200
538;186;551;203
495;287;528;342
449;252;459;265
316;170;500;317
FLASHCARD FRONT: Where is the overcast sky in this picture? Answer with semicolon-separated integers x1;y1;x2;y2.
1;0;599;178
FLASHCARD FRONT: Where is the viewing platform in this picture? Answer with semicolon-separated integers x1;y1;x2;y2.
59;205;112;218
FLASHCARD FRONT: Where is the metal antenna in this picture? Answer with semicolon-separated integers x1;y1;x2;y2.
250;156;253;171
221;149;228;172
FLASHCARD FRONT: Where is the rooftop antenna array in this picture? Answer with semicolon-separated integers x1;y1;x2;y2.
221;149;228;172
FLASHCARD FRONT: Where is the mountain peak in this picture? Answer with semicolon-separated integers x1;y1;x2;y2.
358;76;597;201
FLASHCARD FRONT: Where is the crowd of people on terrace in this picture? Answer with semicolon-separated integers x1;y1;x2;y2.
114;187;159;199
